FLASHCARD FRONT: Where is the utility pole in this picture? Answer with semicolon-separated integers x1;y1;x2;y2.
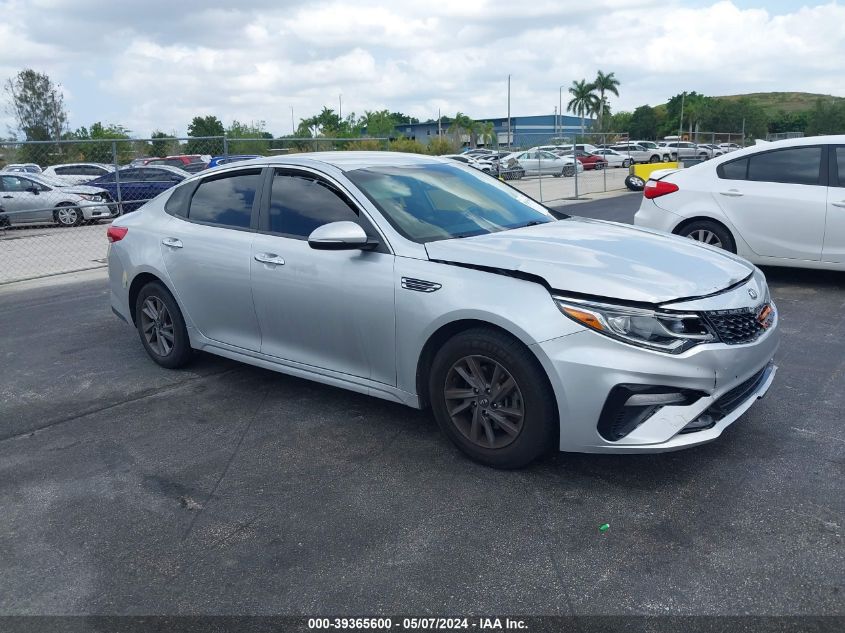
438;108;442;139
559;85;565;140
554;106;557;139
507;74;511;149
339;94;342;119
290;106;295;135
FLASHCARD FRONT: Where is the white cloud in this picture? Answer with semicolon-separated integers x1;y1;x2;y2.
0;0;843;137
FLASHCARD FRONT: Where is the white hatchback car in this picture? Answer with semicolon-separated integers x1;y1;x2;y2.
634;135;845;270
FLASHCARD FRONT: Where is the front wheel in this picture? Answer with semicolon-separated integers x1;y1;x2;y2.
594;162;605;170
562;165;575;177
134;281;194;368
622;159;633;168
649;155;660;163
429;328;557;469
54;204;82;227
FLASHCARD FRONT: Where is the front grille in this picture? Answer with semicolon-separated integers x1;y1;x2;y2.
704;307;765;345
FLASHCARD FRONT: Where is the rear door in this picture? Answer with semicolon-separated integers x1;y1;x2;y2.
160;168;264;351
713;145;828;261
823;145;845;263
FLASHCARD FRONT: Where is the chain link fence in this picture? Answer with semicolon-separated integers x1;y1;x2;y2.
0;136;388;284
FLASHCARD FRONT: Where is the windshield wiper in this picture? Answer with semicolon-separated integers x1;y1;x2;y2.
514;220;550;229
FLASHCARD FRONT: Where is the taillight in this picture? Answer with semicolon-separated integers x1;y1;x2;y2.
643;179;679;199
107;226;128;243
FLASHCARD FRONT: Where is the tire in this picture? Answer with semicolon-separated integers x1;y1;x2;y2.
622;159;633;168
677;220;736;253
699;153;708;160
594;162;605;170
562;165;575;177
662;154;671;162
428;328;557;469
649;155;660;163
134;281;194;368
0;213;9;228
53;203;82;227
625;174;645;191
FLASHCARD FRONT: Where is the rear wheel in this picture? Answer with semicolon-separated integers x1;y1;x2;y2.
594;162;605;170
134;281;194;368
429;328;557;469
677;220;736;253
54;203;82;227
649;155;660;163
622;159;633;168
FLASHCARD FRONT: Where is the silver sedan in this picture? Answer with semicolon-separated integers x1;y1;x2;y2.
108;152;779;468
1;173;113;227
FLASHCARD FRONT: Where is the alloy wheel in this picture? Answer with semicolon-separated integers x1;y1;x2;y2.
140;295;175;357
688;229;723;248
443;355;525;450
56;206;79;226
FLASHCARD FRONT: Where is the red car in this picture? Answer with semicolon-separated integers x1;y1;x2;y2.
143;155;209;173
553;149;607;170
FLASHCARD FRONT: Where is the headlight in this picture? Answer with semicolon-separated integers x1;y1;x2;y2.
77;194;102;202
554;297;715;354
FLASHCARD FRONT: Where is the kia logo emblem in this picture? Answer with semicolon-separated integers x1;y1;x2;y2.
748;288;758;300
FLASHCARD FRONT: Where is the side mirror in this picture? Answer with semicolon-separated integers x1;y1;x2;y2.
26;186;40;195
308;221;378;251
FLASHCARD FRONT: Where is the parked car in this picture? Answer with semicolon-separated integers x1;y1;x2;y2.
657;141;712;161
1;163;42;174
206;155;262;169
108;152;779;468
0;172;112;227
718;143;742;152
610;143;668;163
555;149;608;170
630;140;664;152
591;148;633;168
500;150;583;177
42;162;115;185
635;135;845;270
442;154;494;174
87;165;188;214
698;144;725;157
144;155;209;173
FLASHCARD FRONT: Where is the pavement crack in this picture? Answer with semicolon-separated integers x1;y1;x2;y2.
180;387;270;542
0;366;241;444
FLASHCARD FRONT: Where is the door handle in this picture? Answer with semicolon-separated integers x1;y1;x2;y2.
161;237;183;248
2;195;12;199
254;252;285;265
832;201;845;208
719;190;744;197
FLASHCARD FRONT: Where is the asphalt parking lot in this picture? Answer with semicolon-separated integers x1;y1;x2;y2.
1;194;842;617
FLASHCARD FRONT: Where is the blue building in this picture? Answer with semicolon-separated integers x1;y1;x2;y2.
392;113;593;148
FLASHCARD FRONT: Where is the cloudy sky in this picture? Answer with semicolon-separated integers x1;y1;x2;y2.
1;0;843;138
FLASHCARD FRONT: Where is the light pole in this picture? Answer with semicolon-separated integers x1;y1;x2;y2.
558;85;566;140
339;94;343;120
290;105;295;135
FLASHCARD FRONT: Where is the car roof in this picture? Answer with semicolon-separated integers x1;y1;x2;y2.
217;151;444;173
120;164;190;176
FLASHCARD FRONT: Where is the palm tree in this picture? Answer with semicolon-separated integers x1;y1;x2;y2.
478;121;496;147
567;79;600;137
593;71;620;130
448;112;476;148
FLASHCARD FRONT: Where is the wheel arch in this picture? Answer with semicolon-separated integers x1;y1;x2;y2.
672;215;736;246
127;271;177;326
414;318;555;413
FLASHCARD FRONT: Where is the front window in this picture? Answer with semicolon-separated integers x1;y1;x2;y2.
346;163;554;243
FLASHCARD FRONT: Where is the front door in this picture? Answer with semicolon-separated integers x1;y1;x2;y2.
250;168;395;384
0;175;50;223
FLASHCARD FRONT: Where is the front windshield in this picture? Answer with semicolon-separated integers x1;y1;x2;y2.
29;173;73;188
346;162;554;243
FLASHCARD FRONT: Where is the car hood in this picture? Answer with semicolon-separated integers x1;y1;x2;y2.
58;184;108;195
424;218;754;304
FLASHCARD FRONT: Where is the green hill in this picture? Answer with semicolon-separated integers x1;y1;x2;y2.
713;92;845;115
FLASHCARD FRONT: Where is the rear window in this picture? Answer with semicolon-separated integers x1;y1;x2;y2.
747;146;822;186
188;169;261;228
